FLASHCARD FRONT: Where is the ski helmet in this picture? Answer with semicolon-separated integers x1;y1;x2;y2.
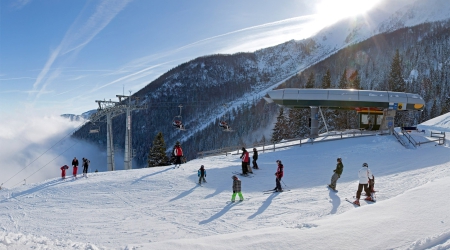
232;175;237;179
337;158;342;162
362;163;368;167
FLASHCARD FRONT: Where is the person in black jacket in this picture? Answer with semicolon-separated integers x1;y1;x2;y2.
82;158;90;178
252;148;259;169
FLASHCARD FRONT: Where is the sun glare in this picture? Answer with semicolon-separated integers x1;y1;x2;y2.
315;0;382;25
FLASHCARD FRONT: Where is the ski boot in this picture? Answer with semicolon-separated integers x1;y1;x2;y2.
353;199;360;206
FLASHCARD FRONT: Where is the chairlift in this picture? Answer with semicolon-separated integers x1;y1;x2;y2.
219;104;233;132
172;105;186;131
89;123;100;133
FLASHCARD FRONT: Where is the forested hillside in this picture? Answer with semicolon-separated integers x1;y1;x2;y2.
73;20;450;168
276;20;450;136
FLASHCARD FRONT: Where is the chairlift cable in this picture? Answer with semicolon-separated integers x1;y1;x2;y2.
1;120;89;187
11;139;80;188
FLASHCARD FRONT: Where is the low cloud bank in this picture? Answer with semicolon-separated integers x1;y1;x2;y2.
0;113;129;189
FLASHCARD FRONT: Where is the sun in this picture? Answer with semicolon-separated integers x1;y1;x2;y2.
315;0;382;25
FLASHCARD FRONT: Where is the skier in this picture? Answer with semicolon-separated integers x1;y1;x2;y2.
353;163;375;205
273;160;284;192
198;165;207;184
231;175;244;202
173;142;184;168
328;158;343;191
252;148;259;169
82;158;90;177
239;147;249;175
72;157;79;178
60;165;69;179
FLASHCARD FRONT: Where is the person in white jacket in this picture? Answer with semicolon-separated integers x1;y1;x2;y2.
353;163;374;206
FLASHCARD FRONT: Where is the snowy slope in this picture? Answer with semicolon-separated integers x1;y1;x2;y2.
1;127;450;249
309;0;450;57
418;112;450;133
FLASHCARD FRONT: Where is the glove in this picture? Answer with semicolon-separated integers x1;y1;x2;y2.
333;170;336;173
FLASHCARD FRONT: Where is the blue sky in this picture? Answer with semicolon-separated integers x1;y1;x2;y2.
0;0;381;116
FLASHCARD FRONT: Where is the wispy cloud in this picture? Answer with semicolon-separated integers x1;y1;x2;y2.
89;62;171;93
31;0;132;100
10;0;32;10
0;77;36;81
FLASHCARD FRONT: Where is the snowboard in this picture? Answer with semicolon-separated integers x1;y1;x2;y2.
327;185;338;192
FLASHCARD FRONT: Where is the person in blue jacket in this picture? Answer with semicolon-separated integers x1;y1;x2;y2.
198;165;207;184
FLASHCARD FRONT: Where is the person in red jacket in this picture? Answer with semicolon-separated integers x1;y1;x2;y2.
173;142;184;168
60;165;69;179
72;157;79;178
239;147;249;175
274;160;284;192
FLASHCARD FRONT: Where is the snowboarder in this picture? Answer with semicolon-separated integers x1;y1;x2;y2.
82;158;90;177
353;163;375;205
173;142;184;168
198;165;207;184
231;175;244;202
328;158;343;191
239;147;250;175
252;148;259;169
274;160;284;192
60;165;69;179
72;157;79;178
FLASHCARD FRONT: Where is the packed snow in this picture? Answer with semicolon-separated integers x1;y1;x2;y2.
1;114;450;249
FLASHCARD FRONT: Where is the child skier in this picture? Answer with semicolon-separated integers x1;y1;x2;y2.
252;148;259;169
231;175;244;202
60;165;69;179
273;160;284;192
198;165;207;184
353;163;375;206
82;158;90;177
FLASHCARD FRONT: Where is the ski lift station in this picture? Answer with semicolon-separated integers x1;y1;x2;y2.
264;88;426;137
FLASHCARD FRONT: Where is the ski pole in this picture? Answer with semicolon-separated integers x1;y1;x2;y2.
281;179;288;187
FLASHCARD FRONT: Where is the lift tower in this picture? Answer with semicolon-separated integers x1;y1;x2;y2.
116;93;146;170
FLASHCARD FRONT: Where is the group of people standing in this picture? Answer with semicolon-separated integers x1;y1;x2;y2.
239;147;259;175
328;158;375;206
60;157;90;179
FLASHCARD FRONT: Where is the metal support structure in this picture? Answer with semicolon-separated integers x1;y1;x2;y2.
89;96;145;171
310;106;319;138
106;112;115;171
116;93;146;170
318;107;329;134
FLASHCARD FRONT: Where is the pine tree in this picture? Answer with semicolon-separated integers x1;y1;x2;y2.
306;72;315;88
430;99;439;118
271;107;287;143
321;69;332;89
441;96;450;115
388;49;406;92
338;69;348;89
349;70;361;89
147;132;169;167
286;108;302;139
